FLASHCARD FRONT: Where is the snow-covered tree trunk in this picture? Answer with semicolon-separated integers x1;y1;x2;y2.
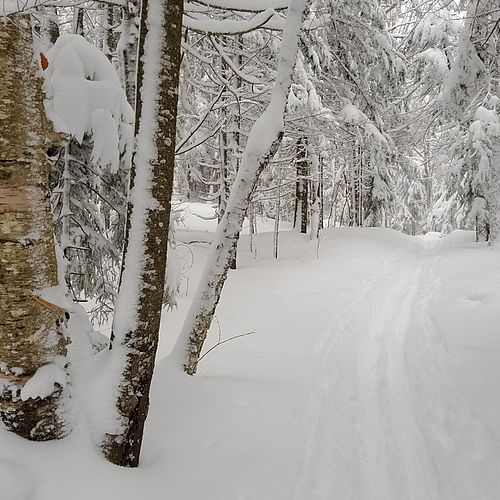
0;15;70;441
174;0;308;376
118;0;140;106
101;0;183;467
310;152;320;239
294;137;309;234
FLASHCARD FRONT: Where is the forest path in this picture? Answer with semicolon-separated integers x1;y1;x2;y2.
3;225;500;500
293;237;495;500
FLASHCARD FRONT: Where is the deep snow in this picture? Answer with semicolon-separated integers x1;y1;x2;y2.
1;204;499;500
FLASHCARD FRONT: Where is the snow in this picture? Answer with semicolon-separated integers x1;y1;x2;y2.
183;8;282;35
2;211;500;499
0;459;34;500
339;102;388;145
43;34;133;173
20;363;67;401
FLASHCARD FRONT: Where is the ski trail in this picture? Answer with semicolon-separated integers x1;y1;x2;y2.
293;249;404;500
294;241;499;500
357;251;439;500
404;248;500;500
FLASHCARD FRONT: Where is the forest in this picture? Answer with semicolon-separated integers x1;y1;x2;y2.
0;0;499;499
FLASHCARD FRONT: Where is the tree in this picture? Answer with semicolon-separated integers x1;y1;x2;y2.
294;137;309;233
442;0;500;242
173;0;309;376
101;0;184;467
0;14;70;441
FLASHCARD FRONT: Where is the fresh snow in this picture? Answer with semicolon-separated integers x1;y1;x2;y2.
43;34;133;172
1;206;500;499
20;363;67;401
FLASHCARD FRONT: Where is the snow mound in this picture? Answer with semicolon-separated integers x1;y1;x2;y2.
43;34;134;172
20;363;67;401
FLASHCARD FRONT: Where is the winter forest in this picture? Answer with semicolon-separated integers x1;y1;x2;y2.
1;0;500;498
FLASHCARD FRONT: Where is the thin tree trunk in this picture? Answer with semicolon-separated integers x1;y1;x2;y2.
118;0;140;106
174;0;308;376
101;0;183;467
294;137;308;234
0;14;70;441
72;7;84;35
274;167;281;259
319;153;324;230
310;152;320;239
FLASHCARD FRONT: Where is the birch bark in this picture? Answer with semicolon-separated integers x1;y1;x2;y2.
0;15;70;440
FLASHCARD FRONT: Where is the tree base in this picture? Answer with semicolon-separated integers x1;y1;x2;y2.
0;387;68;441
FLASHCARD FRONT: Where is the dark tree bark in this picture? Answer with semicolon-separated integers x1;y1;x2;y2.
101;0;184;467
294;137;309;234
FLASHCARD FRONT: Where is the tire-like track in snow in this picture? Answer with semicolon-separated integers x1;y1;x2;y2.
294;241;496;500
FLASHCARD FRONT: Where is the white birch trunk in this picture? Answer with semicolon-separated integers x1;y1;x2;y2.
0;14;70;441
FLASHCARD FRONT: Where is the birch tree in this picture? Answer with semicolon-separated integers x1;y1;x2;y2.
173;0;309;375
0;14;70;440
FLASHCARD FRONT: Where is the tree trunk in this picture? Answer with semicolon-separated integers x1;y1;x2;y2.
0;15;70;441
101;0;183;467
294;137;309;234
310;152;320;239
174;0;308;376
118;0;140;106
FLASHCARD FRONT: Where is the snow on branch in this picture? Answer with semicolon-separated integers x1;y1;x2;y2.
339;102;388;147
0;0;47;15
0;0;126;16
183;8;283;35
43;34;134;173
210;37;261;84
186;0;289;12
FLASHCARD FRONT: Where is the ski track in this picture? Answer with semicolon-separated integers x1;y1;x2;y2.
294;239;497;500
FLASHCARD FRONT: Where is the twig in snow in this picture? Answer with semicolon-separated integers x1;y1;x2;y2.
198;329;256;364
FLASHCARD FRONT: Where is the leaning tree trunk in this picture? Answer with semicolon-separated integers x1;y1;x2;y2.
0;15;70;441
173;0;308;376
101;0;183;467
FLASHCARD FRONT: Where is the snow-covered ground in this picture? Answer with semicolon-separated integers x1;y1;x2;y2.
1;203;500;500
